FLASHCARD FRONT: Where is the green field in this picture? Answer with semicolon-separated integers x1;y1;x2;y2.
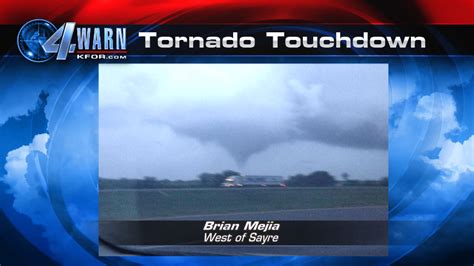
100;187;387;220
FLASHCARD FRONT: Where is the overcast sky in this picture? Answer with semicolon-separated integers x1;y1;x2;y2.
99;64;388;180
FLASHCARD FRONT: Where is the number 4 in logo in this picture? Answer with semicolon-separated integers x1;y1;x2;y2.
42;22;76;60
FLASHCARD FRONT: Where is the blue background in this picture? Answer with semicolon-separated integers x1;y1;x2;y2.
0;55;473;265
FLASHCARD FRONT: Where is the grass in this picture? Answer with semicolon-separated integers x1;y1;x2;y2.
100;187;387;220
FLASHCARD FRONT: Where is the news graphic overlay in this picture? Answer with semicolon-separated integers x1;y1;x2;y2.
17;19;57;62
16;19;127;62
98;64;389;256
1;0;474;264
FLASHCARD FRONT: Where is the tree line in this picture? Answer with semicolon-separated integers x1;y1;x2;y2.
99;170;388;189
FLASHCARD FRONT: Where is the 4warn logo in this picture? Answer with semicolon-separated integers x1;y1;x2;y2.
17;19;127;62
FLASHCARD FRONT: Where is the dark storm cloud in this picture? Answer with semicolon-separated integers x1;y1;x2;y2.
99;64;388;179
295;115;387;150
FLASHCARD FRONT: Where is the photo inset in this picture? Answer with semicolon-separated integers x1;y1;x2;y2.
99;64;388;256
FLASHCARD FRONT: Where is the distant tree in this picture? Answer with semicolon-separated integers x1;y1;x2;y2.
379;176;388;186
198;173;218;187
341;172;350;181
143;176;157;188
101;170;244;189
307;171;336;186
286;171;336;187
101;177;202;189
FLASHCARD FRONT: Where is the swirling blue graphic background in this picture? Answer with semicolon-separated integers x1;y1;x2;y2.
0;55;473;265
